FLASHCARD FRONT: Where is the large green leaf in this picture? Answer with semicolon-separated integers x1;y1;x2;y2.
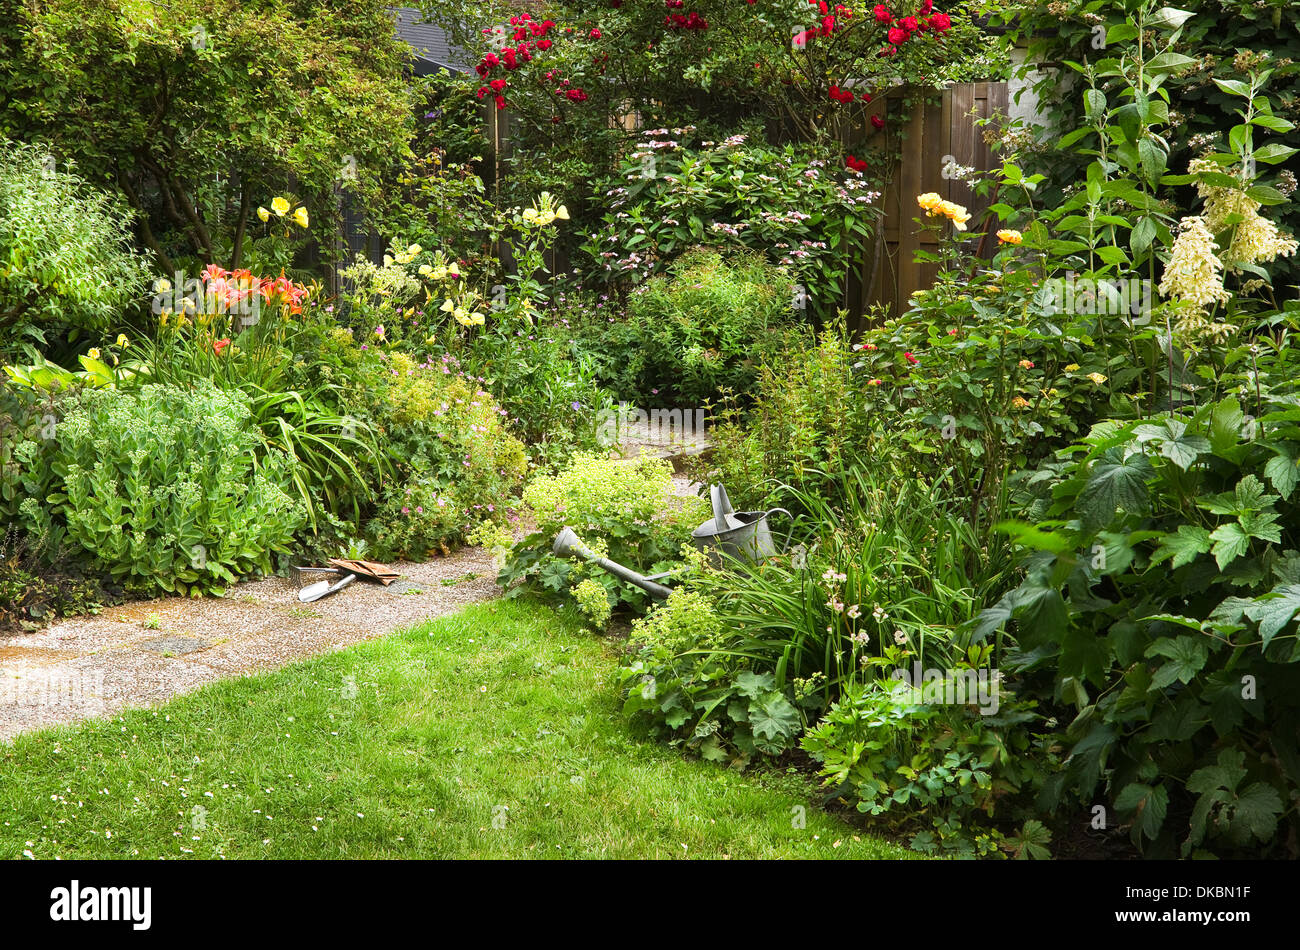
1077;449;1152;529
1244;584;1300;649
1146;636;1209;688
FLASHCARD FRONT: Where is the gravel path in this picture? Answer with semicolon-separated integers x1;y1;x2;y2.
0;547;500;742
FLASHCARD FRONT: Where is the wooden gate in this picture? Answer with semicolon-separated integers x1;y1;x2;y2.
848;81;1009;323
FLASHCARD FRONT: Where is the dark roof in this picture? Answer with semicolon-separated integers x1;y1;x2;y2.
389;6;471;74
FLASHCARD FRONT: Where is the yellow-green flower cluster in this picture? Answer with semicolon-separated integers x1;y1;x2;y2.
1159;216;1232;312
1190;158;1299;273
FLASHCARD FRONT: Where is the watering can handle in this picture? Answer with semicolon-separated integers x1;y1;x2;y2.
710;484;735;524
765;508;795;554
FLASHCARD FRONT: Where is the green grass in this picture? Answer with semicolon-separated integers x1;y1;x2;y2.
0;598;913;859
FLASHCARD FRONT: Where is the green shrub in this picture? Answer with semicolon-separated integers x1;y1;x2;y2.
358;350;527;560
689;319;882;511
34;383;304;595
617;248;794;405
581;131;878;324
497;453;704;614
0;141;151;352
463;311;614;471
802;678;1045;858
982;395;1300;857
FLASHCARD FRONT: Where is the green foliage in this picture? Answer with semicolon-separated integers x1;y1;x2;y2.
581;132;877;322
355;350;527;560
124;287;385;533
572;577;613;629
463;311;614;471
619;591;805;764
32;383;304;595
0;141;151;352
608;249;794;405
1002;0;1300;290
689;319;878;511
0;0;415;272
497;453;701;614
981;394;1300;856
802;678;1043;858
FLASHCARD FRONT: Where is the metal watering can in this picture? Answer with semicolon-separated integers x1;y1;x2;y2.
551;484;792;601
690;485;792;565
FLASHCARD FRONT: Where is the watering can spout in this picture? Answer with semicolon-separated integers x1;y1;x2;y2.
551;526;674;601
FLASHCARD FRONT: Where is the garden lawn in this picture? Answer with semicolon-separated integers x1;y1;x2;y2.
0;598;911;859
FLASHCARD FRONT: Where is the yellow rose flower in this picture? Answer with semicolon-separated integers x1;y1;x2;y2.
1011;396;1031;409
271;196;290;216
916;192;944;212
997;229;1023;245
1087;372;1108;385
293;207;309;228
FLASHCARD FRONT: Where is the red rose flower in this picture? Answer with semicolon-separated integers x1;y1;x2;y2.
888;25;908;43
871;115;885;129
928;12;951;31
904;351;919;365
873;4;892;22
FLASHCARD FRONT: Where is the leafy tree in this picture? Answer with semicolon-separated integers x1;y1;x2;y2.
0;0;417;274
0;140;152;351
